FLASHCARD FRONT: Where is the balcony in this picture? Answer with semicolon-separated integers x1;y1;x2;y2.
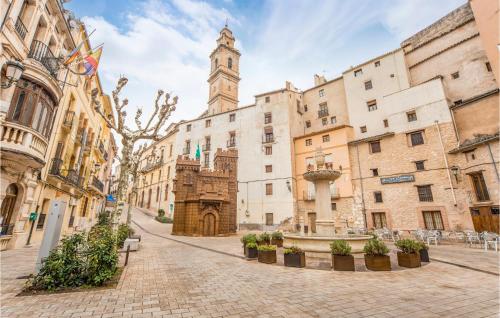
89;176;104;194
262;134;274;144
303;191;315;201
139;159;163;173
183;147;190;155
0;224;14;236
62;111;75;131
15;18;27;40
202;144;211;152
75;127;85;144
318;109;329;118
48;158;84;189
0;120;48;168
227;139;236;148
28;40;59;78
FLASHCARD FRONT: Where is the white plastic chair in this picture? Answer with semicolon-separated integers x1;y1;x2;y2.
465;231;481;248
482;232;499;252
426;230;440;246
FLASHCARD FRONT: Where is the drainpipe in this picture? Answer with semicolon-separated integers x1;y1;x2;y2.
487;143;500;182
355;144;367;228
435;121;457;206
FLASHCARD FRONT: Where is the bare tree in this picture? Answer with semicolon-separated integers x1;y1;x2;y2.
91;76;177;224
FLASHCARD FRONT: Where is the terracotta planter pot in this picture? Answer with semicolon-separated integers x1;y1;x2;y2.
419;249;430;262
271;238;283;247
397;252;421;268
258;250;277;264
332;255;355;271
245;246;258;259
364;255;391;271
284;252;305;268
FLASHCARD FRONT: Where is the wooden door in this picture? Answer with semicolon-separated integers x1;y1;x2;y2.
470;207;499;233
308;213;317;233
0;184;18;235
203;213;216;236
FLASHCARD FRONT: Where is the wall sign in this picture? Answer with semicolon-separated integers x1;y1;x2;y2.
380;175;415;184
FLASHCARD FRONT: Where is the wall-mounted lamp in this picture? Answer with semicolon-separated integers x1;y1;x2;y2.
286;180;291;192
450;166;460;183
1;60;24;88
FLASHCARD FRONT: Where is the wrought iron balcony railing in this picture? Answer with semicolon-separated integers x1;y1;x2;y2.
202;144;211;151
140;159;163;173
91;176;104;193
63;111;75;129
227;139;236;148
262;134;274;143
15;18;27;40
28;40;59;78
318;109;329;118
48;158;83;188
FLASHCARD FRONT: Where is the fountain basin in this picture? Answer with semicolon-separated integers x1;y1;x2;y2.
284;234;372;258
303;170;341;182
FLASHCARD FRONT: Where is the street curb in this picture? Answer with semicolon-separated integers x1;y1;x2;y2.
131;220;246;260
429;258;499;276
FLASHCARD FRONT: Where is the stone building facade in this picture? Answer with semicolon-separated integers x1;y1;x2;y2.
171;149;237;236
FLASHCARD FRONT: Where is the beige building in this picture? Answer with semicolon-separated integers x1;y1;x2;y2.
136;123;178;216
0;1;115;249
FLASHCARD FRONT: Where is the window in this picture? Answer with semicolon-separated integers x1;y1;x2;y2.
265;96;270;103
354;69;363;77
374;61;380;67
305;139;312;146
169;144;173;156
264;126;274;143
330;116;337;124
407;111;417;122
486;62;492;72
322;118;328;126
364;80;373;90
265;183;273;195
409;131;424;146
390;74;395;78
186;124;191;132
264;112;272;124
156;186;160;201
454;99;463;105
319;89;325;97
372;212;387;229
318;103;328;117
304;104;308;112
305;120;311;128
360;126;367;133
465;150;476;162
165;184;169;201
451;71;459;79
470;172;490;201
228;57;233;69
383;119;389;127
331;203;337;211
205;119;211;127
184;140;191;154
367;100;377;111
265;165;272;173
204;153;210;168
417;185;433;202
371;168;379;176
369;141;381;153
229;113;235;122
37;199;50;230
265;146;272;155
322;135;330;142
415;161;425;171
423;211;444;230
228;132;236;147
266;213;273;226
374;191;383;203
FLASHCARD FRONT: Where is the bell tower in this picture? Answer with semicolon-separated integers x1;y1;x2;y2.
207;25;241;115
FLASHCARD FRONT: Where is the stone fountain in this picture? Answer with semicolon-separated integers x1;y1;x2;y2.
284;149;371;257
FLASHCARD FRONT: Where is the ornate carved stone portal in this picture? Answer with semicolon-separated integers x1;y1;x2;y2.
172;148;237;236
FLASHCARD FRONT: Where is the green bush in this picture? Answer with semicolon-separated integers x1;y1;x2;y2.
395;239;420;254
246;242;257;249
363;239;389;256
271;231;283;240
416;241;428;251
240;233;257;245
257;244;276;252
29;233;87;290
96;211;111;226
86;225;118;286
283;245;302;255
158;209;165;217
116;223;133;248
257;232;271;244
155;216;173;223
330;240;352;256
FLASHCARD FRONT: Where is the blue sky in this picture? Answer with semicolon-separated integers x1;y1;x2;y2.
65;0;465;126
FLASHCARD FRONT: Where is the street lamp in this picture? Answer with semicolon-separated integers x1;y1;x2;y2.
1;60;25;88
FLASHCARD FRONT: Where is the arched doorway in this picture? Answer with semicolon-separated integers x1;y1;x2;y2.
203;213;216;236
1;184;18;235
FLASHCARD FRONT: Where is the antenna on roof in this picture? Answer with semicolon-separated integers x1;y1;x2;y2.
225;17;228;28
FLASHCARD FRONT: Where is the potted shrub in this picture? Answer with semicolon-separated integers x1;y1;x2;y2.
240;234;257;253
283;246;305;268
395;239;421;268
417;241;430;262
257;232;271;245
271;231;284;247
330;240;355;271
245;242;258;259
257;244;277;264
363;239;391;271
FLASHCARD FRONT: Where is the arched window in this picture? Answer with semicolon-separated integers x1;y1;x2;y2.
228;57;233;69
7;79;56;138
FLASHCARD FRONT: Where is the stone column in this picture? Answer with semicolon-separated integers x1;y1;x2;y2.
11;170;39;248
314;179;336;237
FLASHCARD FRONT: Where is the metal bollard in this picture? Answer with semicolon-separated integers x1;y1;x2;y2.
124;245;131;266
